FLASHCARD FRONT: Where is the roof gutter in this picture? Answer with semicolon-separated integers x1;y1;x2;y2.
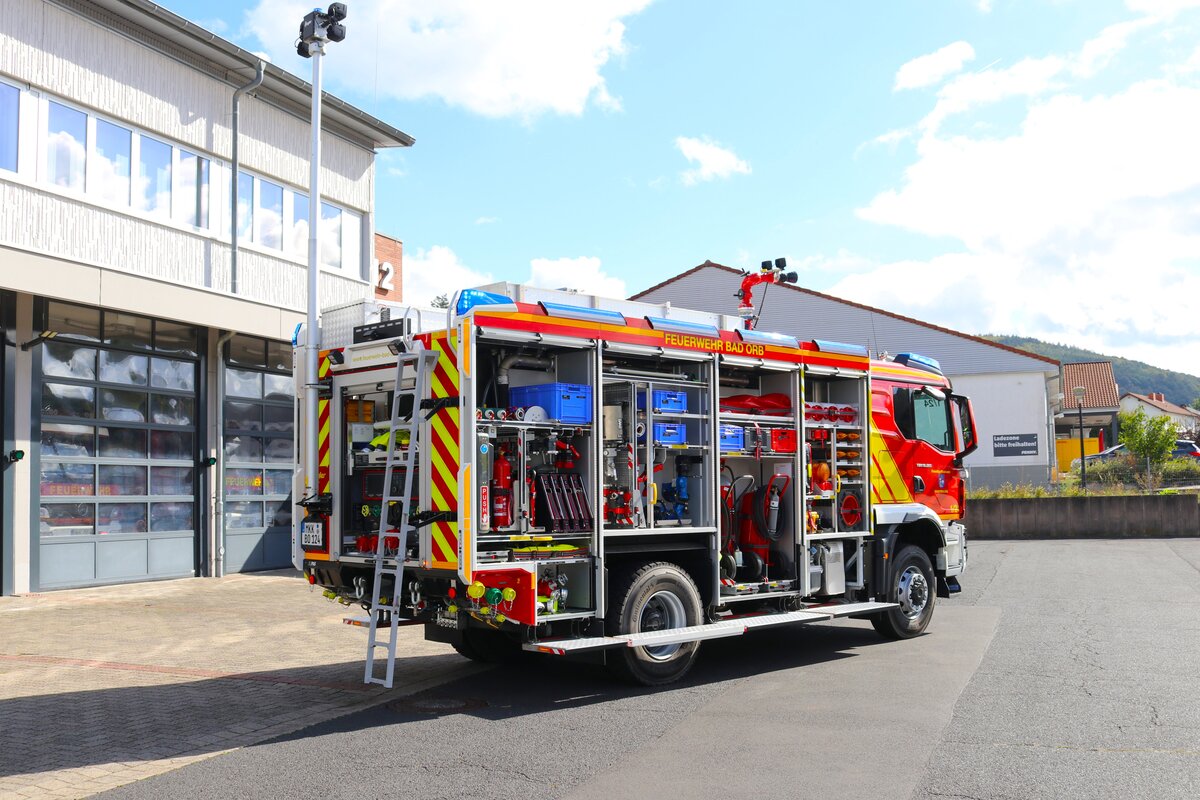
230;60;266;296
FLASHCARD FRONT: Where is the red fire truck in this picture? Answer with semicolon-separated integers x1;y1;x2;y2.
294;277;976;686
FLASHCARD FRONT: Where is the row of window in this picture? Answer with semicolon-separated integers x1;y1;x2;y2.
0;78;363;272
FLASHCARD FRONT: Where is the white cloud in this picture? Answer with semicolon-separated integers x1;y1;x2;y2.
401;248;627;305
243;1;651;118
528;256;627;298
1126;0;1200;16
474;216;499;225
402;246;494;307
895;41;977;91
675;136;751;186
976;0;993;11
853;9;1200;374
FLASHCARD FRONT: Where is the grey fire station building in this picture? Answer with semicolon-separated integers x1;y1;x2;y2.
633;262;1063;489
0;0;411;594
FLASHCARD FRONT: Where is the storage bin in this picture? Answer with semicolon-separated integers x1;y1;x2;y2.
653;422;686;445
639;389;688;413
770;429;797;453
719;425;744;451
509;383;593;424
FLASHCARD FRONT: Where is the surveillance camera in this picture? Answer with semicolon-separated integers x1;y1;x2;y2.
327;22;346;42
327;2;348;21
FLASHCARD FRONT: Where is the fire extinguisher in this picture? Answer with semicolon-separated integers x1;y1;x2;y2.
491;446;514;529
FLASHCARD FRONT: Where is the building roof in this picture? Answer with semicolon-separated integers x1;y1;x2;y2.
631;261;1061;375
83;0;414;150
1062;361;1120;410
1121;392;1200;419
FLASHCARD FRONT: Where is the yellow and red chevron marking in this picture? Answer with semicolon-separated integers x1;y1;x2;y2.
869;429;913;504
317;351;335;494
427;332;460;569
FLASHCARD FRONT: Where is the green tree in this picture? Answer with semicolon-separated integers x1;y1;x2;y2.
1117;408;1176;463
430;293;450;309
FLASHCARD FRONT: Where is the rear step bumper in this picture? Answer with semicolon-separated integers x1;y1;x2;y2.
524;601;897;655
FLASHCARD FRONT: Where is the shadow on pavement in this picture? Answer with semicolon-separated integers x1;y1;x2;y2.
1;620;890;781
261;620;888;743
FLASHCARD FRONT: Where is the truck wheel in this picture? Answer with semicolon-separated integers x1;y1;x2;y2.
607;562;703;686
871;545;936;639
452;628;520;663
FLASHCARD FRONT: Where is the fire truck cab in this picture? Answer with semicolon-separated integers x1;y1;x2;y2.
294;284;975;686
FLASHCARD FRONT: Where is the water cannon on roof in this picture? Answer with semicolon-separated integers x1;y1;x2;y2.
735;257;798;330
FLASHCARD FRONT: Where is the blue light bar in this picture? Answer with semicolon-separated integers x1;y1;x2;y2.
813;339;869;357
737;328;799;349
538;301;627;326
895;352;943;374
456;289;517;316
644;316;720;338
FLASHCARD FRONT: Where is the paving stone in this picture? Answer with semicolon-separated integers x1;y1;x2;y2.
0;572;469;798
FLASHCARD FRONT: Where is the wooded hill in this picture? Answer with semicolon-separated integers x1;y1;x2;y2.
984;335;1200;409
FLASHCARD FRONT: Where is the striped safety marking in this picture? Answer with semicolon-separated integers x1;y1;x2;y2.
317;351;334;494
427;332;460;569
869;429;913;504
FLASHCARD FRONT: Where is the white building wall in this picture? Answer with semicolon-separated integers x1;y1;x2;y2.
1119;396;1198;433
1;0;372;211
953;371;1054;487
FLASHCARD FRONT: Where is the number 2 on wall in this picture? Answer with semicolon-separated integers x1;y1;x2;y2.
377;261;395;292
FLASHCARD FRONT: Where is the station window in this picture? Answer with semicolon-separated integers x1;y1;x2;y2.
0;82;19;173
222;334;295;545
92;119;131;206
176;149;210;229
37;301;202;539
138;135;172;217
46;101;86;190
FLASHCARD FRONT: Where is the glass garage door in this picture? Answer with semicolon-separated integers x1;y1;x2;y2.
222;335;295;572
37;301;203;589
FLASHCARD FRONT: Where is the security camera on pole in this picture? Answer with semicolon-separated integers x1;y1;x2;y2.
297;4;347;501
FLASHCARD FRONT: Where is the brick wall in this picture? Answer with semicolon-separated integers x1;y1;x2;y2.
374;233;403;303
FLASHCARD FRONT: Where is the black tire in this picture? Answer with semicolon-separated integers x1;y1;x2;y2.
606;562;703;686
871;544;936;639
452;628;521;663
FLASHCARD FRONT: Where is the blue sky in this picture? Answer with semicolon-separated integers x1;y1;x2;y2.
168;0;1199;374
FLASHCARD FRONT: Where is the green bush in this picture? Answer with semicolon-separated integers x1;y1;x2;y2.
1161;457;1200;485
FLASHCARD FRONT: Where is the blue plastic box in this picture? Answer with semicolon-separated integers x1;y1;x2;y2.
638;389;688;414
653;422;687;445
718;425;744;451
510;382;593;424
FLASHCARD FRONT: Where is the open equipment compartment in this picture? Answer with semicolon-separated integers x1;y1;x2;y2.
599;346;714;534
714;356;804;602
802;365;871;596
468;335;600;620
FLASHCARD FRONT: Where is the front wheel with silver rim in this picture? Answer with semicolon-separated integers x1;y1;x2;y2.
607;561;703;685
871;544;936;639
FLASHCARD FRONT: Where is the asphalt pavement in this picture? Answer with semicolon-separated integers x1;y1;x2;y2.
99;539;1200;800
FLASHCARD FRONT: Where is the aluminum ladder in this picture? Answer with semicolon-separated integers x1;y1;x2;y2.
364;330;438;689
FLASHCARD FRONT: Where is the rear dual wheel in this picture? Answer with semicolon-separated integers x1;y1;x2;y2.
607;562;702;685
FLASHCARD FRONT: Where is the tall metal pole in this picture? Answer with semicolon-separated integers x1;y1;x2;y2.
304;42;324;497
1077;400;1087;491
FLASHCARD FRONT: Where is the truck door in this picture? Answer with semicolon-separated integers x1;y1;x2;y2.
876;383;960;518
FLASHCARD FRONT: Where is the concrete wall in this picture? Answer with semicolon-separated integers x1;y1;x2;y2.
967;495;1200;538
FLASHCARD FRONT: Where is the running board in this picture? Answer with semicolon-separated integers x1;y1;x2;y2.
523;601;897;655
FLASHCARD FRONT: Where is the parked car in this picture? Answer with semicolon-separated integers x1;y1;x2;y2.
1079;440;1200;467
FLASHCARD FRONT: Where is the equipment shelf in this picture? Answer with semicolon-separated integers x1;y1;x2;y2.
807;530;869;540
718;412;797;426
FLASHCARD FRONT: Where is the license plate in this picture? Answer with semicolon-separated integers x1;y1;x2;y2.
301;521;323;547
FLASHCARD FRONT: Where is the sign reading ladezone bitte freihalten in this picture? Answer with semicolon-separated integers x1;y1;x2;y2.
992;433;1039;457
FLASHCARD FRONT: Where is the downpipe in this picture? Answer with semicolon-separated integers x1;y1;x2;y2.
230;60;265;294
214;330;236;578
